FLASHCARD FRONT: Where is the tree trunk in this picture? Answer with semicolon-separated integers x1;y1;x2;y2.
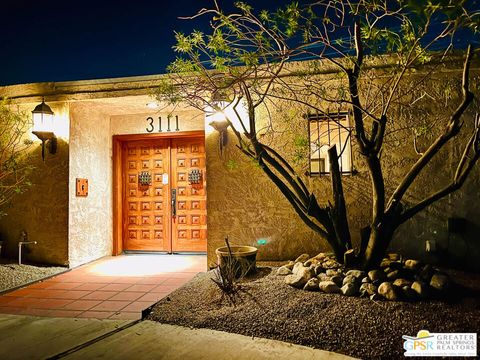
361;223;395;269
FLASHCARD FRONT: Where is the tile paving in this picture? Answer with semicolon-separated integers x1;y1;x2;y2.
0;254;206;320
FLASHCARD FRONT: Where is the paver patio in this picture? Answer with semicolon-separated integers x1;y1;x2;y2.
0;254;206;320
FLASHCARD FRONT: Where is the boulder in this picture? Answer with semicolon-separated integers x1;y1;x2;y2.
360;283;378;296
317;273;330;282
285;267;315;289
319;280;341;294
345;269;366;279
341;283;358;296
430;273;450;292
386;270;399;280
276;266;292;276
404;259;421;271
368;269;386;282
284;261;295;270
380;259;392;268
411;281;429;299
294;253;310;264
292;262;305;274
314;264;325;276
303;277;320;291
343;275;359;286
330;275;343;287
322;259;341;269
361;276;370;283
393;278;412;288
378;282;399;301
312;252;327;261
304;258;319;267
387;253;401;261
326;269;341;277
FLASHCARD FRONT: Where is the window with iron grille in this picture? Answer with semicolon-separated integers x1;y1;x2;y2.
308;112;353;175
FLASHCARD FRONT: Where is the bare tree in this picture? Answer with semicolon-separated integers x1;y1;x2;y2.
157;0;480;269
0;99;33;216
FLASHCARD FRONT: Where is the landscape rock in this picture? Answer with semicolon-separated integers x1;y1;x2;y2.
345;269;366;279
294;253;310;264
430;273;450;292
276;266;292;276
368;269;386;282
341;283;358;296
319;280;341;293
343;275;359;286
360;283;378;296
285;267;315;289
404;259;421;271
361;277;370;283
387;253;401;261
304;258;319;267
411;281;429;299
314;264;325;275
292;262;305;274
380;259;392;268
322;259;341;269
303;277;319;291
317;273;330;282
386;270;399;280
378;282;399;301
312;252;327;261
330;275;343;287
326;269;341;277
393;278;412;288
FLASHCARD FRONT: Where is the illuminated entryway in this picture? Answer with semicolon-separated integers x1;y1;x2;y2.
113;132;207;254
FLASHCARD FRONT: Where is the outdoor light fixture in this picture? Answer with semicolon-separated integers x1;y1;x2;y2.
32;98;57;161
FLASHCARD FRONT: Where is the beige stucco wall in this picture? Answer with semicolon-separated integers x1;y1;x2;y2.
68;103;112;267
0;102;70;266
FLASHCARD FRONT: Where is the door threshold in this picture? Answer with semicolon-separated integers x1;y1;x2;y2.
123;251;170;255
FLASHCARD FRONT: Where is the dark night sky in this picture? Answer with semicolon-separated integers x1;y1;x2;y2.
0;0;282;86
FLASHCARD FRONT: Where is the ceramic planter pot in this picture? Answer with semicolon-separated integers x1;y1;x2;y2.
215;245;258;276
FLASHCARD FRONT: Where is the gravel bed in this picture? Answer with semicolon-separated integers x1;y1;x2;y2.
0;259;66;292
148;267;480;359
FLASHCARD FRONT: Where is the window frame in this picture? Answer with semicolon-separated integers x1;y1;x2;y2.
307;112;354;176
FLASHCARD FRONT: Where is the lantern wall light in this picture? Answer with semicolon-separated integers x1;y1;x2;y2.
32;98;57;161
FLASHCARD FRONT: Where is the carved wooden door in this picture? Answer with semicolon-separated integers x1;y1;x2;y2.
171;138;207;252
122;136;206;252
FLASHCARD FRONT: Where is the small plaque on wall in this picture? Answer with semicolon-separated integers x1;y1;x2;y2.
76;178;89;197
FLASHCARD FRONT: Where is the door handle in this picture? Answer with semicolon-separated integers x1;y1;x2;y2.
171;188;177;217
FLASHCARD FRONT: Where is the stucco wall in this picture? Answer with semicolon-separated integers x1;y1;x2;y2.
68;103;112;267
0;102;69;266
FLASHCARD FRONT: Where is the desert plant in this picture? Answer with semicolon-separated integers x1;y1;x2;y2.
0;98;33;216
211;237;253;305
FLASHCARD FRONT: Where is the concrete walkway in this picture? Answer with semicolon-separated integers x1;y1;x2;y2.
0;315;356;360
0;254;206;320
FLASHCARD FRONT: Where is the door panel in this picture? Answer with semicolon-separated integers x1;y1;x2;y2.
171;138;207;252
122;136;206;252
123;140;171;251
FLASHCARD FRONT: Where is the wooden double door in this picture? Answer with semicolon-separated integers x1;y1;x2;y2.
122;136;207;253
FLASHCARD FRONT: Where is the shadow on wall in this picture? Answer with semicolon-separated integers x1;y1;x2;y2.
0;139;69;266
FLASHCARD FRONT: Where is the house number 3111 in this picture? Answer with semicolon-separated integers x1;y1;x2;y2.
145;115;180;132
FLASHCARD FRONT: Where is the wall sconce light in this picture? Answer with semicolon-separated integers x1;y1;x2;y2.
32;98;57;161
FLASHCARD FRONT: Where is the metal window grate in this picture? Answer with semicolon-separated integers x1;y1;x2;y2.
307;112;353;175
